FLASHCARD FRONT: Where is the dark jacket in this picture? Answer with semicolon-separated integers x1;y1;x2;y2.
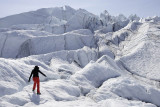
28;66;46;82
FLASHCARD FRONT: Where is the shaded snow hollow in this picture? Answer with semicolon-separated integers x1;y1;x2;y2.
0;6;160;107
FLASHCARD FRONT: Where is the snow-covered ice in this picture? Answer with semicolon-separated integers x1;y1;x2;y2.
0;6;160;107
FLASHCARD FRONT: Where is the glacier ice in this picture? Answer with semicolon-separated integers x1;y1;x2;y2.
0;6;160;107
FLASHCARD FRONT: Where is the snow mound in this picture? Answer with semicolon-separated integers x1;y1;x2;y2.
0;80;81;106
87;76;160;106
0;58;59;97
119;22;160;80
80;62;120;87
98;46;115;59
105;77;160;106
100;99;156;107
28;46;98;68
50;58;81;79
71;57;120;94
96;55;122;73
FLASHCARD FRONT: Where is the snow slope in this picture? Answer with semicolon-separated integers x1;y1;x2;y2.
0;6;160;107
119;22;160;80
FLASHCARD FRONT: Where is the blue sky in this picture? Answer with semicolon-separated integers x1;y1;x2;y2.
0;0;160;18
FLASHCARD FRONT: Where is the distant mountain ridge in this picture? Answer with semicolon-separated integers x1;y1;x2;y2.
0;6;139;34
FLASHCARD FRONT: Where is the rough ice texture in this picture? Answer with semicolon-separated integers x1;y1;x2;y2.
0;47;97;97
0;6;160;107
0;29;96;58
90;76;160;106
0;6;137;34
119;22;160;80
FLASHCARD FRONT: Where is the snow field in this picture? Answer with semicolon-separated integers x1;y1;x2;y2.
0;6;160;107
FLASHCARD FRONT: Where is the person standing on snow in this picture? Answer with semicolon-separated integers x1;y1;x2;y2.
28;66;47;95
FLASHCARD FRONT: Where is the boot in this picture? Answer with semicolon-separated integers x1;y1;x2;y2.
37;92;41;95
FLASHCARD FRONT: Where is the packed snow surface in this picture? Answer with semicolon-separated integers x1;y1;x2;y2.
0;6;160;107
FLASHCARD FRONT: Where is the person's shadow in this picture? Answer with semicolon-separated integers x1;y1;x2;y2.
29;92;40;105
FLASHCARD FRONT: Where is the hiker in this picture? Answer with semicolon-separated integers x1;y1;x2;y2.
28;66;47;95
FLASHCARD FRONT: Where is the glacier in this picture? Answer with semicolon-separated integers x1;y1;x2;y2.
0;6;160;107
